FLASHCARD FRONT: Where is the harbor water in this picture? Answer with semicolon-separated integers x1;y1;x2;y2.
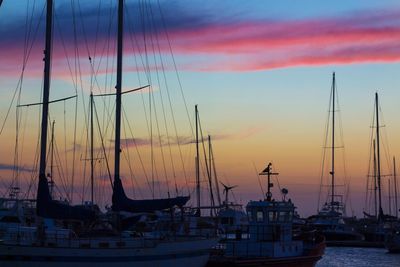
317;247;400;267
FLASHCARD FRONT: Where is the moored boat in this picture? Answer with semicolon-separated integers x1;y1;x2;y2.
308;72;363;243
0;225;215;267
385;226;400;253
207;163;325;267
0;0;218;266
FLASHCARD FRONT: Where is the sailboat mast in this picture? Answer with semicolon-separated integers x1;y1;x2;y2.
90;93;94;203
114;0;124;183
375;92;383;220
389;179;392;216
331;72;336;207
394;157;398;218
373;139;378;218
210;135;222;206
50;120;55;196
195;105;200;216
208;135;214;216
38;0;53;180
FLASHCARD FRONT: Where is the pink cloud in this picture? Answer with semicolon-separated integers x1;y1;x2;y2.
1;8;400;75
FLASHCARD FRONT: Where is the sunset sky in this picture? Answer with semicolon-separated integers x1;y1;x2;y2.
1;0;400;217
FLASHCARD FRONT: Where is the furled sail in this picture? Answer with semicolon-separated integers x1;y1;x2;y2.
112;177;189;213
37;174;96;221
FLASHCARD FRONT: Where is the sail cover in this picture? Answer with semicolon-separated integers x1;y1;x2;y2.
37;174;96;221
112;177;189;213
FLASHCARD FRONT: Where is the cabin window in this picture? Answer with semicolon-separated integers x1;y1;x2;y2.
247;211;253;222
268;211;277;222
287;211;293;221
256;211;264;222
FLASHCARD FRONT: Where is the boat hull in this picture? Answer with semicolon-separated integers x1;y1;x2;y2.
0;238;216;267
207;254;322;267
385;233;400;253
207;235;325;267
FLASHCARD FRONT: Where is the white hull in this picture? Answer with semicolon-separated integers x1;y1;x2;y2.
0;238;216;267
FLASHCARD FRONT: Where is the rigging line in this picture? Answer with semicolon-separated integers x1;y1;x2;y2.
71;0;89;156
365;103;375;211
210;140;221;205
93;100;113;189
95;99;116;182
54;8;78;89
13;46;26;188
18;106;29;194
137;0;157;198
63;99;70;200
76;0;92;60
379;108;392;175
317;82;332;211
71;95;80;203
125;4;153;138
121;151;137;198
0;3;45;136
147;1;178;195
121;116;144;199
25;99;42;199
145;11;172;197
252;161;265;198
335;85;350;212
99;1;115;136
80;99;90;203
150;84;154;197
146;24;172;198
156;0;194;137
65;4;90;191
93;4;116;86
22;0;31;73
92;0;102;67
55;138;72;200
271;161;282;193
197;114;214;207
157;1;194;194
159;88;178;194
150;89;171;196
121;105;153;195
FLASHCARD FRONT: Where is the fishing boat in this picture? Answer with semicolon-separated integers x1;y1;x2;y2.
207;163;325;267
307;72;363;242
0;1;217;266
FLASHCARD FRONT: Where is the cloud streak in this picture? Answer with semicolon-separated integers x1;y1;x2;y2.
0;163;34;172
117;126;265;148
1;2;400;75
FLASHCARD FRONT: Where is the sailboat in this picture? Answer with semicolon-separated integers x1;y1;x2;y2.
0;1;217;266
356;93;399;248
307;72;363;242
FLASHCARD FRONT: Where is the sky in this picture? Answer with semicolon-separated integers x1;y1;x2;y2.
0;0;400;217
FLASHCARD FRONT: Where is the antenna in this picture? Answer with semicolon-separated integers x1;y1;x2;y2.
259;163;279;201
394;157;398;218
